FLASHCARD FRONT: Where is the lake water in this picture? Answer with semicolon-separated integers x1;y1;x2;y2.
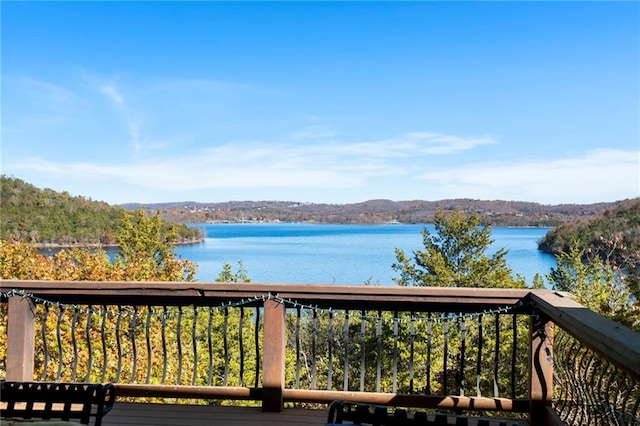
177;223;556;286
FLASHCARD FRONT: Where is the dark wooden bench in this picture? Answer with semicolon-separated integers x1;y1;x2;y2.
0;381;115;425
326;400;519;426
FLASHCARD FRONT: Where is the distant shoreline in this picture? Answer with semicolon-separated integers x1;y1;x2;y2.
34;237;204;250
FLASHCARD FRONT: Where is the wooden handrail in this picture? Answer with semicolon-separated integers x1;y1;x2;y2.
0;280;532;311
527;290;640;379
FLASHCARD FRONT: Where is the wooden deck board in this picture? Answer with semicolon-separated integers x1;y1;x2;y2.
102;403;329;426
101;403;527;426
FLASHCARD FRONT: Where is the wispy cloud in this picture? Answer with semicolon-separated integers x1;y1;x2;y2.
418;149;640;204
100;85;124;107
6;144;638;204
398;132;497;154
7;130;490;191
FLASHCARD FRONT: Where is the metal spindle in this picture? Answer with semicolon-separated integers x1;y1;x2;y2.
85;306;94;382
443;318;449;395
100;306;108;382
176;306;183;384
145;306;153;384
409;314;415;394
115;306;124;382
327;310;333;390
511;314;517;399
223;307;229;387
55;305;64;381
376;310;382;393
207;307;214;386
295;307;301;388
493;313;500;397
426;313;432;395
192;306;198;386
311;309;318;390
254;306;261;388
392;312;398;393
343;310;350;391
239;307;245;387
71;307;80;381
460;316;466;396
360;310;366;392
161;306;168;384
476;314;483;397
129;306;137;383
41;304;49;381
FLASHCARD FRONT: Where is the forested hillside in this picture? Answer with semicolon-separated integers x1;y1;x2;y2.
0;176;201;246
538;199;640;254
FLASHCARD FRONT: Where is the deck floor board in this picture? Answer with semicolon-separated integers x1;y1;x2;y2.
102;403;328;426
101;403;527;426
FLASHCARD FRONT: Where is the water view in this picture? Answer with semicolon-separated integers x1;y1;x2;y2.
178;223;556;286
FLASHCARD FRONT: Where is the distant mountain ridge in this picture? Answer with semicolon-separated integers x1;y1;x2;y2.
123;198;632;227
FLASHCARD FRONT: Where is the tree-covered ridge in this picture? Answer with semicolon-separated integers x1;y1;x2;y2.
0;176;201;246
538;198;640;260
540;199;640;331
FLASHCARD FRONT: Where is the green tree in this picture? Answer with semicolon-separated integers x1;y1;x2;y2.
547;241;639;331
114;209;197;281
392;210;525;288
216;261;251;283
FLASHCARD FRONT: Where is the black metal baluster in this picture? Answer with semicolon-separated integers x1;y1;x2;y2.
311;309;318;390
343;310;350;391
192;306;199;386
460;316;466;396
41;304;49;381
254;306;261;388
56;305;65;382
476;314;483;397
71;307;80;382
85;306;94;382
443;318;449;395
161;306;168;384
239;307;245;387
392;312;399;394
327;310;334;390
493;313;500;397
129;306;137;383
207;307;214;386
295;307;301;389
511;314;517;399
115;306;124;382
376;310;382;393
176;306;183;385
426;313;432;395
409;313;415;394
360;310;366;392
55;305;64;381
145;306;153;384
223;307;229;387
100;306;108;382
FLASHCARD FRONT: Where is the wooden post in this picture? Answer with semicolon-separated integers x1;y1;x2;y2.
262;298;285;412
529;314;554;425
6;296;36;381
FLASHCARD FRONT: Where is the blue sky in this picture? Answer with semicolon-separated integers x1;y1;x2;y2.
2;1;639;205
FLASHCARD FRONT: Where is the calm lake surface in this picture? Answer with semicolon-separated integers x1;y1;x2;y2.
177;223;556;286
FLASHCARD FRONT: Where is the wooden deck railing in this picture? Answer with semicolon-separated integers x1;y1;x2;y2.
1;280;638;425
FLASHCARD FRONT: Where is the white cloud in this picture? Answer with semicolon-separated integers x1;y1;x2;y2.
100;85;124;107
419;149;640;203
400;132;497;154
5;133;437;194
